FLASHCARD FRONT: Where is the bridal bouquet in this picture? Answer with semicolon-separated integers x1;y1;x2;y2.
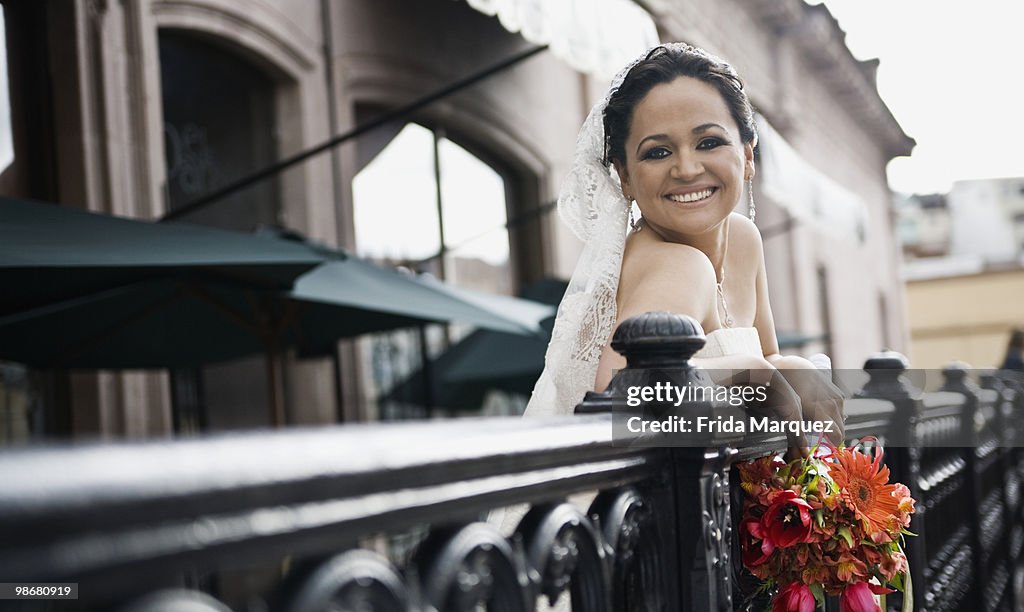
737;443;916;612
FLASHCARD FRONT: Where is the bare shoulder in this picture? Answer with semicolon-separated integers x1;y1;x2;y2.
617;237;717;323
729;213;765;260
624;238;717;283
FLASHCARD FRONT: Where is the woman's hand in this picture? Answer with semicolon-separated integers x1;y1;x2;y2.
692;353;845;452
768;355;845;447
696;354;811;454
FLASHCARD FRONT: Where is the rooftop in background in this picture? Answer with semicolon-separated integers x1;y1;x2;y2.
897;177;1024;272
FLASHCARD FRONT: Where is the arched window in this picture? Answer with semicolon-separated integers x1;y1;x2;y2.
158;30;279;230
353;122;512;293
352;120;523;419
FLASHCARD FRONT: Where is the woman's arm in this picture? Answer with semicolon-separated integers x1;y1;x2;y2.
595;241;722;391
744;221;844;442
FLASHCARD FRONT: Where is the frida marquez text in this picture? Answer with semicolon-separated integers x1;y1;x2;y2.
625;414;836;435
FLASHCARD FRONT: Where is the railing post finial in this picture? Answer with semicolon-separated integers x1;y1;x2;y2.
858;350;912;400
609;311;706;369
576;311;705;414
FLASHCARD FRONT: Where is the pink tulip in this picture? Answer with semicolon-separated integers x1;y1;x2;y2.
840;582;893;612
773;582;815;612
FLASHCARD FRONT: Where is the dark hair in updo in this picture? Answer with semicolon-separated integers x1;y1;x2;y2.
603;44;757;166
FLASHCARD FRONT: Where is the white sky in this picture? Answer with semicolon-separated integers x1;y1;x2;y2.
353;123;509;266
815;0;1024;195
0;6;13;173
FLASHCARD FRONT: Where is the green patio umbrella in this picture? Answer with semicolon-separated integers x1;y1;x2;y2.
0;246;550;424
383;328;551;414
0;197;328;315
288;259;550;350
383;280;562;413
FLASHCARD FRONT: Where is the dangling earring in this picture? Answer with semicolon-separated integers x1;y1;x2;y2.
627;198;642;232
746;178;756;224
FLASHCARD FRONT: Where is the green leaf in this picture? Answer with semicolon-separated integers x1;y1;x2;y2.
779;463;793;481
753;580;775;596
838;526;854;548
809;473;822;494
810;583;825;606
814;508;824;528
889;570;904;592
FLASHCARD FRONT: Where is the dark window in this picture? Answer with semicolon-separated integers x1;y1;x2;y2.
159;30;279;230
817;265;834;358
0;0;57;201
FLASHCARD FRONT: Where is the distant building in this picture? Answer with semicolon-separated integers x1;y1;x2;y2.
898;177;1024;368
904;261;1024;369
949;177;1024;259
899;177;1024;261
897;193;951;259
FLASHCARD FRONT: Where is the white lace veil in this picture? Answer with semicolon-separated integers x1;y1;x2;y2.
521;98;628;417
524;42;740;417
523;46;667;417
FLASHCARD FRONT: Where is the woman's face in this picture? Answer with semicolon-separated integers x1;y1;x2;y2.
615;76;753;241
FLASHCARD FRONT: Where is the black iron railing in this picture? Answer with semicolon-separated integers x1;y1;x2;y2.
0;312;1022;611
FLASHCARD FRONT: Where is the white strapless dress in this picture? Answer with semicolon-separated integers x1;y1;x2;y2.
694;326;762;359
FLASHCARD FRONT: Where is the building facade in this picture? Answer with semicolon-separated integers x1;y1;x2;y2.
898;176;1024;369
904;264;1024;370
0;0;912;439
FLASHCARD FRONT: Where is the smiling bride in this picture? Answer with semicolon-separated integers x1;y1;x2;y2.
525;43;844;448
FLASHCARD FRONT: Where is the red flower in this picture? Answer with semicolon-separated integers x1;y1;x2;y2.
761;490;813;548
773;582;816;612
741;519;774;566
739;456;786;504
839;582;893;612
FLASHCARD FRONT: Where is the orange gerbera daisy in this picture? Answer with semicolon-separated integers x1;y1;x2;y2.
829;447;901;536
